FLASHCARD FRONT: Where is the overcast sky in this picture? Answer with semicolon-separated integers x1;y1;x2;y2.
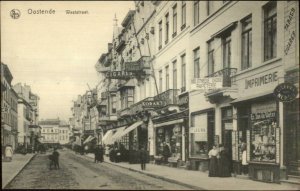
1;1;134;121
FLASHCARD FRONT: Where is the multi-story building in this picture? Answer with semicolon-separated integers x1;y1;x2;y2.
58;125;71;145
13;83;40;149
40;118;60;145
92;0;299;183
1;63;18;151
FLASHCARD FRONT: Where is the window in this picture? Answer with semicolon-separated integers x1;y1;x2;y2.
165;65;169;90
181;1;186;29
193;48;200;78
194;1;200;26
172;4;177;37
264;2;277;61
158;21;162;49
111;94;117;114
173;60;177;90
207;40;214;75
241;16;252;70
223;35;231;68
191;113;208;156
121;88;134;109
207;1;213;16
159;70;162;93
181;54;186;91
165;13;169;44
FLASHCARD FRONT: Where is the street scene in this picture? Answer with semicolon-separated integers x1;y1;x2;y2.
1;1;300;190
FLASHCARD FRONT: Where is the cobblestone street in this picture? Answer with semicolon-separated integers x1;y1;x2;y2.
5;149;193;190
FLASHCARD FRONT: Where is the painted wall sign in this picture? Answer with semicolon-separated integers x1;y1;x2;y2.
284;31;296;55
274;82;298;102
245;71;278;89
191;77;223;92
105;71;134;79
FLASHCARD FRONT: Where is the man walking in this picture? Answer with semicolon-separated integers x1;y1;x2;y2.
52;148;60;169
139;146;147;170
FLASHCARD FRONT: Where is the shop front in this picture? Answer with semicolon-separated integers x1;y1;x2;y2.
230;64;284;183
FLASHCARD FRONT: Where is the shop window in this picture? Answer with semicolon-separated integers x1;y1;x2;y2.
263;1;277;61
250;101;277;163
191;113;208;156
156;126;182;157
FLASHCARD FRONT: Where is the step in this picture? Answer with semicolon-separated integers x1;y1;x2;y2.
288;170;300;176
281;178;300;185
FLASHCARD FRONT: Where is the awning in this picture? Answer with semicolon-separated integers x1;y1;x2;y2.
83;135;96;145
154;119;184;128
110;126;127;142
230;92;274;105
102;130;114;145
114;121;143;141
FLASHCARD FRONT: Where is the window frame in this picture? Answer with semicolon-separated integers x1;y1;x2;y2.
158;20;163;49
194;1;200;26
172;4;178;37
241;15;252;70
207;40;215;75
173;60;177;90
165;13;169;44
193;48;200;78
165;65;169;90
181;1;186;29
222;35;231;69
263;2;277;61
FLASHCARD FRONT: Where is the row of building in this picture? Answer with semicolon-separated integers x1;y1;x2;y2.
1;62;41;152
1;63;71;153
69;1;299;183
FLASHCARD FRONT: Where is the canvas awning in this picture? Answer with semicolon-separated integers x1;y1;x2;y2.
110;126;127;142
102;130;114;145
153;119;184;128
113;121;143;141
83;135;96;145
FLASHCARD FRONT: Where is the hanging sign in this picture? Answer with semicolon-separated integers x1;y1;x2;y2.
273;82;298;102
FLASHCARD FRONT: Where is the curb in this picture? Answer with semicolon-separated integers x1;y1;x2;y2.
83;154;203;190
3;154;37;189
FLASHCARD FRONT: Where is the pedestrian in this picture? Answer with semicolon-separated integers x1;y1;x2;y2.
52;148;60;169
94;146;99;163
162;142;170;164
208;145;219;177
218;144;231;177
242;146;248;175
48;154;55;170
4;144;13;162
98;145;104;162
139;146;147;170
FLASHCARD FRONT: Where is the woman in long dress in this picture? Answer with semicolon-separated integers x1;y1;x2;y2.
208;145;219;177
218;145;231;177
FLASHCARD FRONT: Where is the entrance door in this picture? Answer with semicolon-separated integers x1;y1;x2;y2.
224;130;233;172
285;99;300;177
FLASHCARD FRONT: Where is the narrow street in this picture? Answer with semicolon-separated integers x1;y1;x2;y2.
5;149;193;190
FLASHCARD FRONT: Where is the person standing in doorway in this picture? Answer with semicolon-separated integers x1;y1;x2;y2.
162;142;170;164
140;146;147;170
208;145;219;177
218;144;231;177
242;145;248;175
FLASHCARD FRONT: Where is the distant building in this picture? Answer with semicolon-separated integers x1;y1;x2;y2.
1;63;18;150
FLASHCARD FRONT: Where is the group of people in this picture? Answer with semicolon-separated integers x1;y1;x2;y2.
208;144;232;177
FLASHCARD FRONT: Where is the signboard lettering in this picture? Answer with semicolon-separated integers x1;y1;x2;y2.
274;82;298;102
245;71;278;89
105;71;134;79
142;100;165;108
191;77;223;92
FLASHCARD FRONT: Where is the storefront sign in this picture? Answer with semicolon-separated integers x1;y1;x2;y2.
224;123;233;130
190;127;207;141
105;71;135;79
250;111;276;121
142;100;165;108
251;100;276;121
274;82;298;102
245;72;278;89
191;77;223;91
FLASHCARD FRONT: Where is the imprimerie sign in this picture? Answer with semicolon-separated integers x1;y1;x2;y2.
142;100;165;108
105;71;135;79
245;71;278;89
274;82;298;102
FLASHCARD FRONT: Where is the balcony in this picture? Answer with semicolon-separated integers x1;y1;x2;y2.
205;67;238;103
130;97;154;115
115;35;126;53
154;89;179;106
124;56;151;72
206;67;237;87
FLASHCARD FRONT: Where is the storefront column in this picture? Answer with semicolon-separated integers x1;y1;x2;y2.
279;101;284;168
182;125;185;161
215;107;222;144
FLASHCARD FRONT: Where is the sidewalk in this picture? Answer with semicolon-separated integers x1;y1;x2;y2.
85;153;299;190
2;153;36;189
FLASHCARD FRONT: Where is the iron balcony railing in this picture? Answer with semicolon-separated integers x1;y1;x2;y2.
154;89;179;106
206;67;237;87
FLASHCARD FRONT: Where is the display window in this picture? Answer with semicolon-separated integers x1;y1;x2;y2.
249;100;278;163
190;113;208;157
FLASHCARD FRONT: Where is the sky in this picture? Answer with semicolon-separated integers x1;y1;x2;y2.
1;1;135;121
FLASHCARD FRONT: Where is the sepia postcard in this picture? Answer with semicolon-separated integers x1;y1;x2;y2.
1;1;299;190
